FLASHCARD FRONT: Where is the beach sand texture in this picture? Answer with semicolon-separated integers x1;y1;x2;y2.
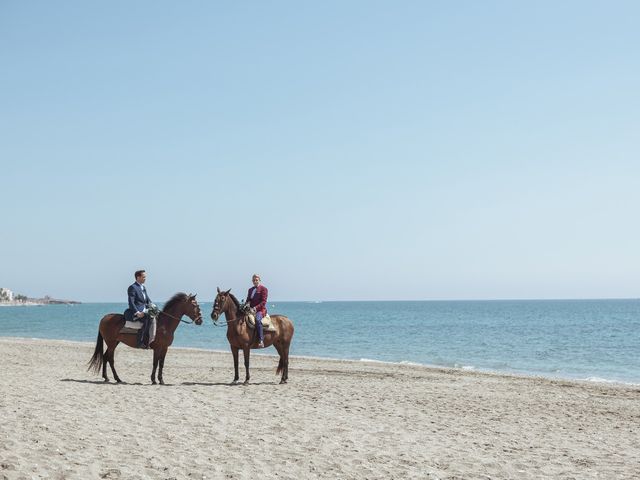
1;337;638;480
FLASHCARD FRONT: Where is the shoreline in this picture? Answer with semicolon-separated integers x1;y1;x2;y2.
1;335;638;388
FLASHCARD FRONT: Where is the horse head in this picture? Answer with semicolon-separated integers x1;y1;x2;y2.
211;287;232;322
184;293;203;325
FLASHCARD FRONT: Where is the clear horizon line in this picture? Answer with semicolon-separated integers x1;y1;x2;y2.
66;296;640;304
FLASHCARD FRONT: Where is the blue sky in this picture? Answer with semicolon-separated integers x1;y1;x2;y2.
1;1;639;302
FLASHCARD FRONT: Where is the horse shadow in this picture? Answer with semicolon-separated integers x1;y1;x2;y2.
61;378;161;386
60;378;278;387
181;381;279;387
61;378;116;385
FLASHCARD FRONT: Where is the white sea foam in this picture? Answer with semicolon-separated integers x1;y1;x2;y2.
359;358;468;370
581;376;639;386
399;360;426;367
359;358;395;364
584;376;616;383
359;358;434;368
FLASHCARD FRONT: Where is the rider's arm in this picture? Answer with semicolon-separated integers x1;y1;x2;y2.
256;287;268;312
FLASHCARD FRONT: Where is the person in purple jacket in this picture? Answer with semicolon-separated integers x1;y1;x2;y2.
247;274;268;348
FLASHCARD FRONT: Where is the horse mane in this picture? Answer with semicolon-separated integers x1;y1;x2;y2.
228;292;241;312
163;292;188;312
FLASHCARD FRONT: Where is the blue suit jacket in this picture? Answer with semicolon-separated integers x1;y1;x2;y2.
124;283;152;322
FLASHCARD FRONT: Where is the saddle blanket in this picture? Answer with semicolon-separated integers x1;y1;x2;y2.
246;314;277;332
120;318;157;344
123;320;144;330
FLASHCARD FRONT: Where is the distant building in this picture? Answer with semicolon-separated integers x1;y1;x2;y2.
0;288;14;302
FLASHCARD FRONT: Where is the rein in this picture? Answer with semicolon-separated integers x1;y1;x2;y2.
212;316;242;327
212;305;245;327
159;311;200;324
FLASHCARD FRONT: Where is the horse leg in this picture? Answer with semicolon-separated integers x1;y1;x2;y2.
107;341;122;383
282;343;290;384
231;346;240;384
275;342;290;384
102;346;110;382
158;348;168;385
274;343;286;384
242;345;251;385
151;348;160;385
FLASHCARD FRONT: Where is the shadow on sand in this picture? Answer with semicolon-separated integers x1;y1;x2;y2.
61;378;160;386
60;378;279;387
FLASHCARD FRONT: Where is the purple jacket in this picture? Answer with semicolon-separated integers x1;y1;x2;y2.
247;285;268;316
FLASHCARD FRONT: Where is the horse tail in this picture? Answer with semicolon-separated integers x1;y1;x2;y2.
87;331;104;374
276;356;284;376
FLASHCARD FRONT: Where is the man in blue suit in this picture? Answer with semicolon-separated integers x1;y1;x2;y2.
124;269;153;348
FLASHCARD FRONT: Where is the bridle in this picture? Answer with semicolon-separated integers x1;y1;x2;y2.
211;294;242;327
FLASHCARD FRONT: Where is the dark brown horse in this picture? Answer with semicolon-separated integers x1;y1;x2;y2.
211;288;294;384
88;293;203;384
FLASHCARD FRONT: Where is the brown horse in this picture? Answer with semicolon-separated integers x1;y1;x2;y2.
88;293;203;384
211;288;294;384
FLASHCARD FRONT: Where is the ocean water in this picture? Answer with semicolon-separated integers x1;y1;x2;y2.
1;299;639;384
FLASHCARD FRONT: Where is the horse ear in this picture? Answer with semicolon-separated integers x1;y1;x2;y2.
193;293;197;299
217;287;221;293
225;289;231;295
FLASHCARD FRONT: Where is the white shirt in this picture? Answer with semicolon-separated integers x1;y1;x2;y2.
136;282;148;313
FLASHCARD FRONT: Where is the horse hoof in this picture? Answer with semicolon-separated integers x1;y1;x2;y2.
152;380;157;385
103;378;109;383
159;380;165;385
243;380;250;385
280;380;287;384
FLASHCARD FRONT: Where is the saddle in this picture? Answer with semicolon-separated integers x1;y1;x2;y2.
120;320;145;333
245;314;276;332
119;318;157;344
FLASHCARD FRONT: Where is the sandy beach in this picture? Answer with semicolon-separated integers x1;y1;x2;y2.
0;337;638;480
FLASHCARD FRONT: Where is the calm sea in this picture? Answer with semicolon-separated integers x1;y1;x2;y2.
1;299;639;384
